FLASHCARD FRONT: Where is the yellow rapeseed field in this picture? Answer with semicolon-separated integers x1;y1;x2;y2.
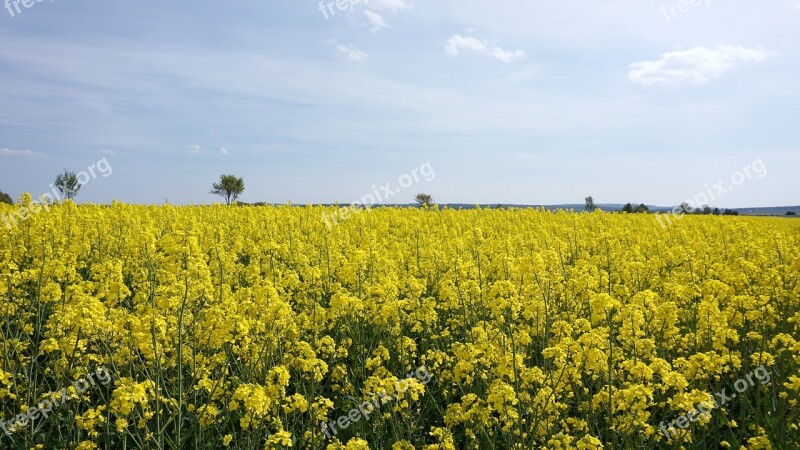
1;198;799;449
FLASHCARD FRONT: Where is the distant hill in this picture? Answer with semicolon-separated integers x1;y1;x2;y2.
730;206;800;216
407;204;800;216
238;202;800;216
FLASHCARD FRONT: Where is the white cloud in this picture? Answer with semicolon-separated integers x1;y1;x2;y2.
187;144;230;156
0;148;44;157
445;35;486;56
337;44;369;62
187;144;205;154
364;10;388;31
627;46;776;86
367;0;412;12
445;34;525;63
354;0;409;32
491;48;527;63
516;153;542;161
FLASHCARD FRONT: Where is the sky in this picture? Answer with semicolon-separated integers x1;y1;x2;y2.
0;0;798;207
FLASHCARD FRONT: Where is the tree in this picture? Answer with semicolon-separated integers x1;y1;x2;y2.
54;170;81;199
0;191;12;204
787;211;797;216
635;203;649;213
584;196;597;212
621;203;633;213
211;175;245;205
415;193;434;208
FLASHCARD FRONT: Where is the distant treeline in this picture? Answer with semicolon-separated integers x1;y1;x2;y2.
616;203;741;216
3;190;797;217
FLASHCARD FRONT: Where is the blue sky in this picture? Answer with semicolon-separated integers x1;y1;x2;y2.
0;0;798;207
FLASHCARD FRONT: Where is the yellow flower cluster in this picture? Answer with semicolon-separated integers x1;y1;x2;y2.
0;201;798;449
